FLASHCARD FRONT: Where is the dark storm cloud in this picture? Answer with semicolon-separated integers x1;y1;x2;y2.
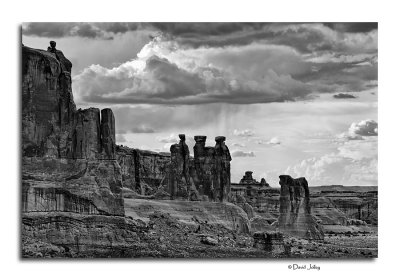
148;23;269;37
22;22;141;39
74;23;104;38
146;23;377;54
323;22;377;33
23;22;378;55
333;93;357;99
145;55;206;99
151;22;377;37
99;22;140;34
23;23;78;38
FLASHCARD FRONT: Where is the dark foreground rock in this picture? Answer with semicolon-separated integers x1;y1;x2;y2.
253;231;285;253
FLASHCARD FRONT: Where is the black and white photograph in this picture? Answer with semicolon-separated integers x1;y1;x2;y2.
21;22;378;258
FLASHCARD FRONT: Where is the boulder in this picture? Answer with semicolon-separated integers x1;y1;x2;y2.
253;231;284;252
200;236;218;246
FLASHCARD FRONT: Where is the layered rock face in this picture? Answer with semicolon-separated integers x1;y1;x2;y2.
22;44;123;216
22;212;146;257
276;175;324;240
22;158;124;215
231;171;272;197
309;187;377;232
124;198;250;234
116;145;170;195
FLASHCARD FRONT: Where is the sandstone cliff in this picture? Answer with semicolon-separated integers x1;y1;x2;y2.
22;45;123;216
116;145;170;195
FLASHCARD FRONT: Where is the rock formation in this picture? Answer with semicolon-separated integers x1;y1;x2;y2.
116;134;233;203
260;178;268;186
193;136;214;198
214;136;232;201
240;171;259;184
309;186;377;232
230;171;276;222
22;43;124;216
169;134;191;199
22;43;117;161
116;145;170;195
163;135;233;202
100;109;116;159
276;175;324;240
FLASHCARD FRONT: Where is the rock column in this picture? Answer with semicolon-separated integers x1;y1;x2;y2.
169;134;190;199
100;108;116;159
277;175;324;240
214;136;232;202
70;108;101;159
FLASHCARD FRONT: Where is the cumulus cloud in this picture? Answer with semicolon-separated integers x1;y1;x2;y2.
337;119;378;141
75;36;375;105
233;129;255;137
73;42;312;105
286;138;377;185
333;93;357;99
231;150;256;157
69;22;377;106
349;119;378;136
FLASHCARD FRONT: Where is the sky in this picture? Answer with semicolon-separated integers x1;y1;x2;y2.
22;22;378;187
